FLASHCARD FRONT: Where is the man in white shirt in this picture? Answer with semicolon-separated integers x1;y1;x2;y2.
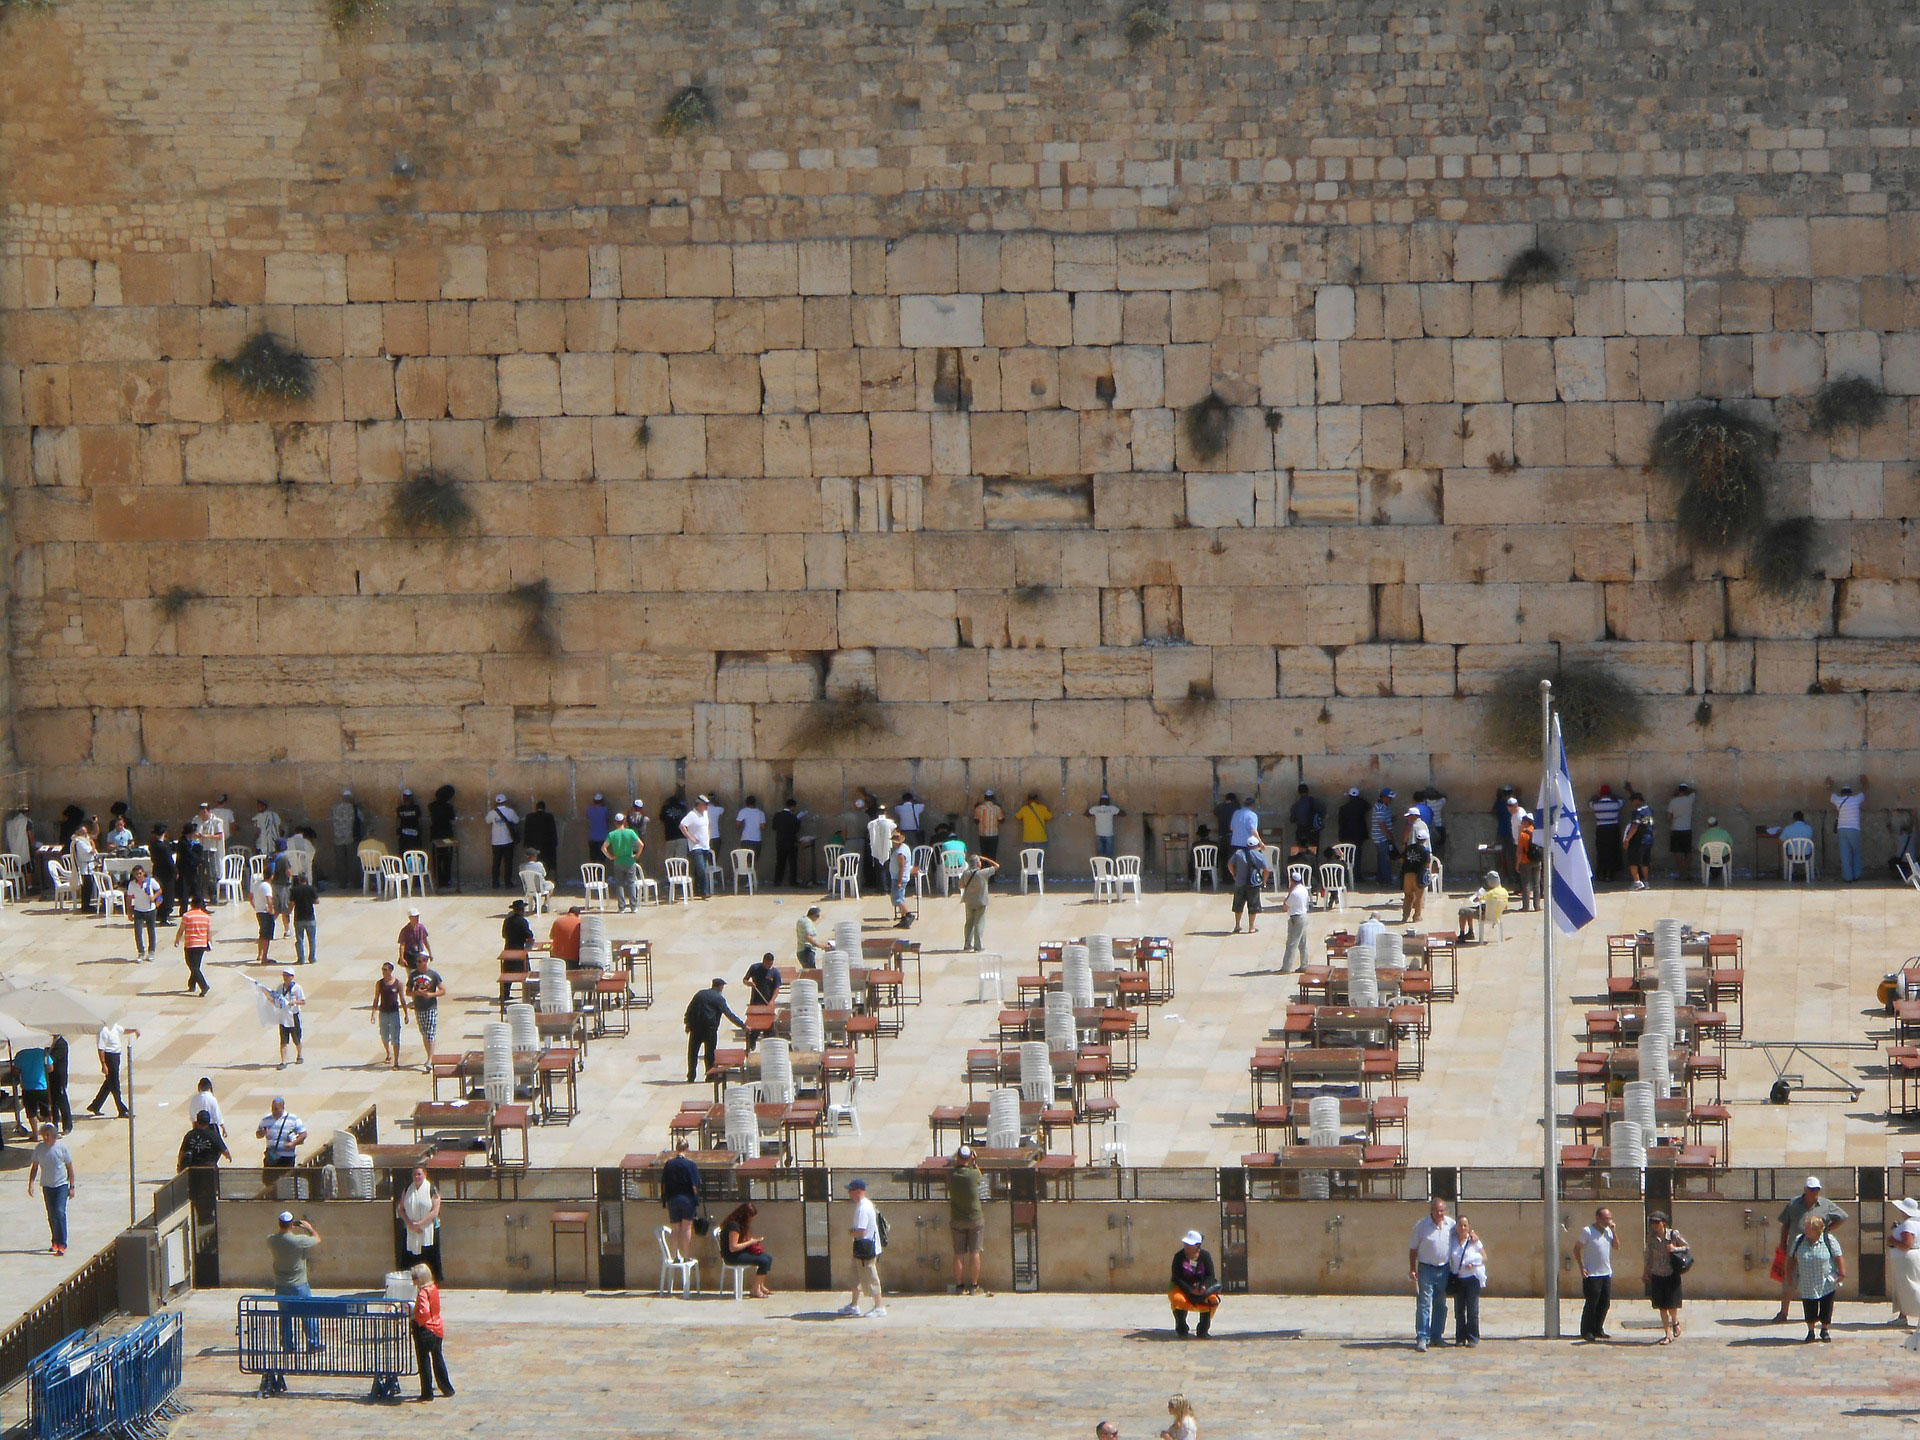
839;1177;886;1318
734;796;768;860
255;1096;306;1169
251;800;283;856
679;795;716;899
195;802;226;861
188;1076;226;1136
1281;877;1311;972
1576;1206;1617;1341
211;795;237;842
1355;914;1386;950
250;872;277;964
485;794;521;890
1827;773;1868;883
86;1021;139;1119
1665;783;1695;881
1407;1197;1456;1350
272;969;306;1069
1087;793;1123;859
866;805;896;890
894;792;923;851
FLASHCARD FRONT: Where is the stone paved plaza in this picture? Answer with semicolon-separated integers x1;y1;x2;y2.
139;1290;1920;1436
4;873;1918;1330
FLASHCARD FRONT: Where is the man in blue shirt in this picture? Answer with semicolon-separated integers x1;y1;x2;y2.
585;793;610;868
1229;796;1261;854
15;1044;50;1128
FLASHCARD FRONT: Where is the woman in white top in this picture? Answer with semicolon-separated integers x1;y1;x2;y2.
396;1168;443;1281
1159;1394;1198;1440
1449;1216;1488;1347
1888;1198;1920;1327
124;865;162;960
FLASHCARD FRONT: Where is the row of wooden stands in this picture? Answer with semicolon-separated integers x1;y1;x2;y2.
1605;930;1745;1035
430;1048;581;1123
1015;935;1175;1010
495;958;640;1042
1886;958;1920;1118
402;1099;535;1174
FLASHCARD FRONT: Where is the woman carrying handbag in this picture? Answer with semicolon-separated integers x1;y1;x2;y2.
1643;1211;1692;1343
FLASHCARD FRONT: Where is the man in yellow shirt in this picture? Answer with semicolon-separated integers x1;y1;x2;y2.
1015;793;1054;872
1457;870;1509;943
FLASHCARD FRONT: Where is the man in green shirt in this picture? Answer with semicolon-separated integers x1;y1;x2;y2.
602;812;642;913
268;1211;323;1349
960;854;999;953
1698;816;1734;881
947;1146;986;1294
796;905;822;965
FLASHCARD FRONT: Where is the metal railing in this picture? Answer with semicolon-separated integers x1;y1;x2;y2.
0;1246;122;1395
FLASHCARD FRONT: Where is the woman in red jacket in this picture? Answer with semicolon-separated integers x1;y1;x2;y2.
409;1263;455;1402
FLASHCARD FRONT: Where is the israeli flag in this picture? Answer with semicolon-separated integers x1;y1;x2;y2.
1539;714;1597;934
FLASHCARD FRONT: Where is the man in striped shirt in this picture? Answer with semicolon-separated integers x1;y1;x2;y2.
1589;784;1625;884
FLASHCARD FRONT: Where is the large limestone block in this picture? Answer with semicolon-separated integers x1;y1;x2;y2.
1753;334;1824;397
1389;643;1456;697
1452;224;1535;284
1419;583;1522;645
1116;232;1208;291
202;656;482;708
1810;462;1883;520
1007;588;1100;649
1741;218;1811;278
1605;582;1725;642
1122;697;1232;757
1685;693;1864;754
264;254;346;306
1755;640;1819;694
1725;581;1833;639
1817;639;1920;693
1334;645;1393;697
497;354;562;416
1210;646;1278;700
898;294;984;348
183;425;274;485
1561;641;1692;694
839;590;956;649
516;705;692;760
713;652;818;705
1454;643;1557;695
144;706;343;764
987;648;1064;700
1838;581;1920;638
1062;648;1153;699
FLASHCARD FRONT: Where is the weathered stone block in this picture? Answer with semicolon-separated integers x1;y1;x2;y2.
898;294;984;348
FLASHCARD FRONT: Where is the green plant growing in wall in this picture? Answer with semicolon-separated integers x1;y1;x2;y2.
1650;403;1777;555
1747;515;1822;598
1482;661;1647;757
788;685;890;753
389;469;475;538
1124;4;1171;45
1499;245;1560;297
1183;391;1232;462
209;332;315;403
327;0;389;31
507;579;559;655
659;86;714;137
1810;375;1889;436
156;586;201;619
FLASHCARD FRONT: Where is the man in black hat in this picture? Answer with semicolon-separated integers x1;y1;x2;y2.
396;789;423;854
682;977;745;1082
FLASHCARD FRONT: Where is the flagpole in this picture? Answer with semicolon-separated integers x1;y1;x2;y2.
1540;679;1560;1338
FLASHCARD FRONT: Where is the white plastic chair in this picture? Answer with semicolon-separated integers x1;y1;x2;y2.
825;1072;862;1136
730;848;757;896
216;853;247;911
47;858;78;911
1699;840;1733;888
1262;846;1285;892
1112;856;1143;901
941;848;967;892
821;844;844;891
580;862;610;909
403;849;435;896
657;1226;699;1296
94;865;126;920
1192;844;1219;893
378;854;407;901
1099;1118;1131;1168
1020;847;1045;895
519;868;551;913
1287;863;1313;888
831;851;860;901
976;953;1004;1004
1782;836;1815;884
717;1251;754;1300
911;845;934;900
246;854;269;886
1318;862;1347;911
1425;858;1444;895
0;853;22;904
359;844;387;897
1332;842;1358;892
665;857;694;904
636;869;660;907
1089;856;1117;902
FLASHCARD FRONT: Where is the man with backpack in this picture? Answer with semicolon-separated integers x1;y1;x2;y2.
485;794;521;890
840;1177;887;1318
1399;819;1433;925
1227;834;1270;934
1508;797;1542;911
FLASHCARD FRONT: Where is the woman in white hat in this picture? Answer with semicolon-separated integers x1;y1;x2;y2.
1168;1229;1220;1338
1889;1197;1920;1326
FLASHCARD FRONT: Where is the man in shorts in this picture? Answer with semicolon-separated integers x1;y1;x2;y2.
661;1140;701;1260
272;969;305;1069
948;1146;986;1294
1623;791;1656;891
250;870;277;964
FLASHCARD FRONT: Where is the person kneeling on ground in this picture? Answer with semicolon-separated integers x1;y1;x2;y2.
719;1202;775;1299
1168;1229;1220;1338
1457;871;1508;943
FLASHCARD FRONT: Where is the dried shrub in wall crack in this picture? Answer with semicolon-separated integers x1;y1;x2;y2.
659;86;714;137
156;586;201;619
788;686;890;753
507;579;559;655
1748;515;1822;598
1499;245;1560;296
327;0;389;32
390;469;475;538
1810;375;1889;436
1650;403;1777;555
209;332;314;403
1124;4;1172;46
1183;390;1232;462
1012;583;1051;604
1481;661;1647;757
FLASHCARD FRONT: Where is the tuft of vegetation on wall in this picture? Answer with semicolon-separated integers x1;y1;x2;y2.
209;332;315;403
1482;661;1647;756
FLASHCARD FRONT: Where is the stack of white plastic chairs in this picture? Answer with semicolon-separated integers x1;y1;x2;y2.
1612;1118;1648;1171
1638;1027;1671;1099
1376;929;1404;970
507;1002;539;1054
834;920;862;958
539;955;572;1014
578;912;612;969
823;949;855;1014
1646;988;1677;1046
482;1021;515;1107
724;1083;760;1156
1062;943;1095;1011
759;1037;795;1104
1087;933;1116;973
789;978;825;1053
1019;1040;1054;1103
1043;991;1077;1054
1346;943;1379;1009
987;1087;1022;1150
331;1128;375;1199
1308;1095;1343;1148
1623;1079;1658;1147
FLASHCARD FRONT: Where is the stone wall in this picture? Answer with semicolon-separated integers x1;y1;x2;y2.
3;0;1919;870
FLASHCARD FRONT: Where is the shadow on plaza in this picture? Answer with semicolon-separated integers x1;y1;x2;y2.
1122;1327;1303;1343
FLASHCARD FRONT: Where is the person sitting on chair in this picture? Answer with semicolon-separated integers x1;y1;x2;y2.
719;1202;775;1299
1457;871;1509;943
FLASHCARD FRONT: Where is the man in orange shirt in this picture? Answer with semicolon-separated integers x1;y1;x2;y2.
548;905;583;964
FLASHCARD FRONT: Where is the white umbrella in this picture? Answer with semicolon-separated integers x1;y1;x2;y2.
0;1007;46;1048
0;978;121;1035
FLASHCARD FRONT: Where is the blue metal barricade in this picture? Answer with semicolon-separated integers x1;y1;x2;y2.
235;1294;414;1399
27;1315;186;1440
